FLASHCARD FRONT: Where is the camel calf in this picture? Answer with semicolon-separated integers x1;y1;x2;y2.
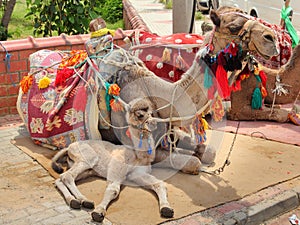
51;98;174;223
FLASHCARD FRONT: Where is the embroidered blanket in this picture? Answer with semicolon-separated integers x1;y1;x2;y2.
18;49;101;149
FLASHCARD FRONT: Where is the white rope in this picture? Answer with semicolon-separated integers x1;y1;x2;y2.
270;74;291;116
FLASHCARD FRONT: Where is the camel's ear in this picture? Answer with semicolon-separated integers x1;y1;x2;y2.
225;17;246;33
210;9;220;27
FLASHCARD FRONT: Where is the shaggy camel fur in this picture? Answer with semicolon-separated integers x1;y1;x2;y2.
51;98;177;223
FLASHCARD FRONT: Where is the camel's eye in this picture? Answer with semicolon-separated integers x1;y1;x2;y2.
264;34;273;42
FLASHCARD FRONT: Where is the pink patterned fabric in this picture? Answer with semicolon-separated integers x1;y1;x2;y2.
19;50;101;149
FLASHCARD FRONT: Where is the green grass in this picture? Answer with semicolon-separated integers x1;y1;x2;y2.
5;0;124;40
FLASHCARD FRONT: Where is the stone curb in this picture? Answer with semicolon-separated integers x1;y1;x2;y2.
221;188;300;225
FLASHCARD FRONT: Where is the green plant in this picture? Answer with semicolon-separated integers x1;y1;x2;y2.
100;0;123;24
195;11;204;20
25;0;106;37
165;0;172;9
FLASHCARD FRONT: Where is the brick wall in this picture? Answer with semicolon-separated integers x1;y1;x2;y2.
0;0;147;117
0;34;90;116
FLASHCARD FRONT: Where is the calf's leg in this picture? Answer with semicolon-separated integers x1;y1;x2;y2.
59;161;95;209
128;168;174;218
92;181;121;223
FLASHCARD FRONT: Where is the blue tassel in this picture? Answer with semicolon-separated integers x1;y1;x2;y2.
138;133;143;148
204;66;213;89
147;137;152;155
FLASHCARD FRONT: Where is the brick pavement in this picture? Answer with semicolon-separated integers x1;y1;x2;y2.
0;123;113;225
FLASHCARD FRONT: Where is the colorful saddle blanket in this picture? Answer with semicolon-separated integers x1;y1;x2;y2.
18;49;101;149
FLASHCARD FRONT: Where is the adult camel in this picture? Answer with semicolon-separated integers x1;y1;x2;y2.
17;6;279;174
96;6;279;169
228;44;300;122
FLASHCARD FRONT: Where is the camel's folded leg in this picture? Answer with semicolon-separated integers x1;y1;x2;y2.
173;127;216;165
154;148;201;175
228;105;289;122
127;167;174;218
59;162;95;209
92;181;121;223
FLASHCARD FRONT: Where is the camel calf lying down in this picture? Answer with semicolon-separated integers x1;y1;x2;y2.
51;98;174;223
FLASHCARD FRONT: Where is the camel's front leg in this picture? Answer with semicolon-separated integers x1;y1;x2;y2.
154;148;201;175
128;167;174;218
92;181;121;223
59;162;95;209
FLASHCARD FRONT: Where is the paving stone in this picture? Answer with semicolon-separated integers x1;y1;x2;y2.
247;190;299;225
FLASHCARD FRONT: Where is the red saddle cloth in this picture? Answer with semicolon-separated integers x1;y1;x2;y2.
129;31;204;82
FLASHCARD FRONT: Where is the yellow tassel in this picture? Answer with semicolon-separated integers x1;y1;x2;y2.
161;48;171;63
201;117;210;130
38;76;51;89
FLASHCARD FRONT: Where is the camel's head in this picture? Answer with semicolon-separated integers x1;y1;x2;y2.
210;6;279;59
126;98;156;132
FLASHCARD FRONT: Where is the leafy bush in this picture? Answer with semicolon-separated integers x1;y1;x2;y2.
0;25;8;41
25;0;122;37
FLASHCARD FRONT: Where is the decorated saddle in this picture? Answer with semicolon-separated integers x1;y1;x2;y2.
18;49;102;149
129;31;204;82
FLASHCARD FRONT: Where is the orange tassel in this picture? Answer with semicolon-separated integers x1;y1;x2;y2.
110;99;124;112
20;74;33;94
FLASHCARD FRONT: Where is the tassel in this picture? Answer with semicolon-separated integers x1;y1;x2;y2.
138;133;143;148
126;128;131;138
147;137;152;155
161;47;171;63
198;45;210;58
259;70;267;88
38;76;51;89
105;82;111;111
175;49;188;70
20;74;33;94
161;135;170;150
216;64;230;98
204;66;213;89
211;95;225;121
110;98;124;112
192;114;207;145
251;87;262;109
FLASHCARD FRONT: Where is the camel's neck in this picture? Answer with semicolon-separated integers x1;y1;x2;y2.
128;127;156;164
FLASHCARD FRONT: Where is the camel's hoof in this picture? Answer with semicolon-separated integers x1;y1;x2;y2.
82;200;95;209
70;199;81;209
160;207;174;218
91;211;105;223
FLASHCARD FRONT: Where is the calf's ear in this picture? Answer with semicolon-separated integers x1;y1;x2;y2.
210;9;220;27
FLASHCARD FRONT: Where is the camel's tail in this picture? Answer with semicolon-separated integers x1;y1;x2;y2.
51;147;69;174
